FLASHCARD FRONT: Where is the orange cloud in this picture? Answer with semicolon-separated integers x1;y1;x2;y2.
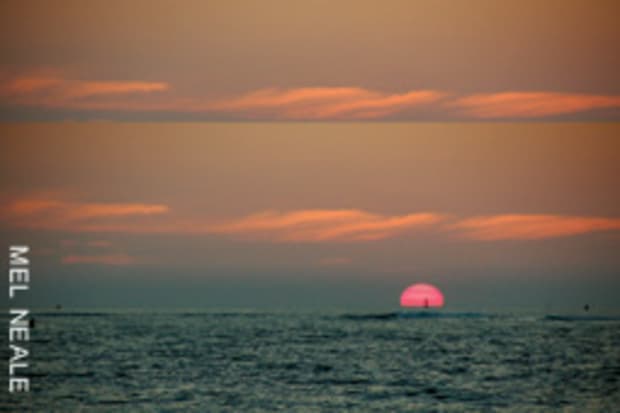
62;81;168;98
3;71;619;120
62;253;136;265
209;209;445;241
448;214;620;240
4;195;620;242
208;87;446;119
0;194;445;241
1;73;445;118
1;195;169;232
0;73;169;109
449;92;620;118
3;76;64;94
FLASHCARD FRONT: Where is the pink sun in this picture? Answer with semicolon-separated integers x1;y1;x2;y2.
400;283;445;308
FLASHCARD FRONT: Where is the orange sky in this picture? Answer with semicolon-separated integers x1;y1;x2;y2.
2;122;619;250
1;2;619;309
1;123;619;309
1;0;619;120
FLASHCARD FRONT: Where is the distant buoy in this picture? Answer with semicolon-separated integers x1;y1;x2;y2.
584;304;590;312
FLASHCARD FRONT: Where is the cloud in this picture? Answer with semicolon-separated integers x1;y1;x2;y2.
0;194;169;232
448;214;620;240
449;92;620;119
209;209;445;241
4;194;620;242
0;194;443;241
0;72;169;110
62;253;136;265
0;73;444;118
3;71;620;120
207;87;446;119
0;191;444;241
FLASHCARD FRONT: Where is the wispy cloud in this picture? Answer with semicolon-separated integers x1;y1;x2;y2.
0;194;169;232
0;73;444;119
0;194;444;241
207;87;446;120
0;72;169;110
2;71;619;120
449;92;620;119
3;194;620;242
448;214;620;240
209;209;445;241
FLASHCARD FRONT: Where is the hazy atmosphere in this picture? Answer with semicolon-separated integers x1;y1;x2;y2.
2;123;619;311
3;2;620;411
1;0;619;121
1;0;619;310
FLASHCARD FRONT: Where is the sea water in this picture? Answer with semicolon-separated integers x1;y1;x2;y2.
2;310;619;412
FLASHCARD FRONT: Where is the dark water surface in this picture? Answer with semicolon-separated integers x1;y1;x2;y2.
3;311;619;412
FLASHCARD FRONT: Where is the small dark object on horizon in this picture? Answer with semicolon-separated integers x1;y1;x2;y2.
55;304;62;310
584;304;590;312
29;318;35;328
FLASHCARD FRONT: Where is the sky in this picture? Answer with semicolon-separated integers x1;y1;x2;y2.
0;0;619;121
1;1;619;311
1;123;619;311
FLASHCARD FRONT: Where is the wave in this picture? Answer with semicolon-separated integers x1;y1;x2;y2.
340;311;490;321
340;312;400;320
544;314;620;322
34;312;112;317
15;310;620;322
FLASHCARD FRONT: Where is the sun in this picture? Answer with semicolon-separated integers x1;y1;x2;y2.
400;283;444;308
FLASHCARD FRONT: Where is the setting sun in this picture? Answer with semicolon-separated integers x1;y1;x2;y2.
400;283;445;308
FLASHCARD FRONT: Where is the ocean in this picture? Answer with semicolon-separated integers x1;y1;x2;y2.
3;310;620;412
